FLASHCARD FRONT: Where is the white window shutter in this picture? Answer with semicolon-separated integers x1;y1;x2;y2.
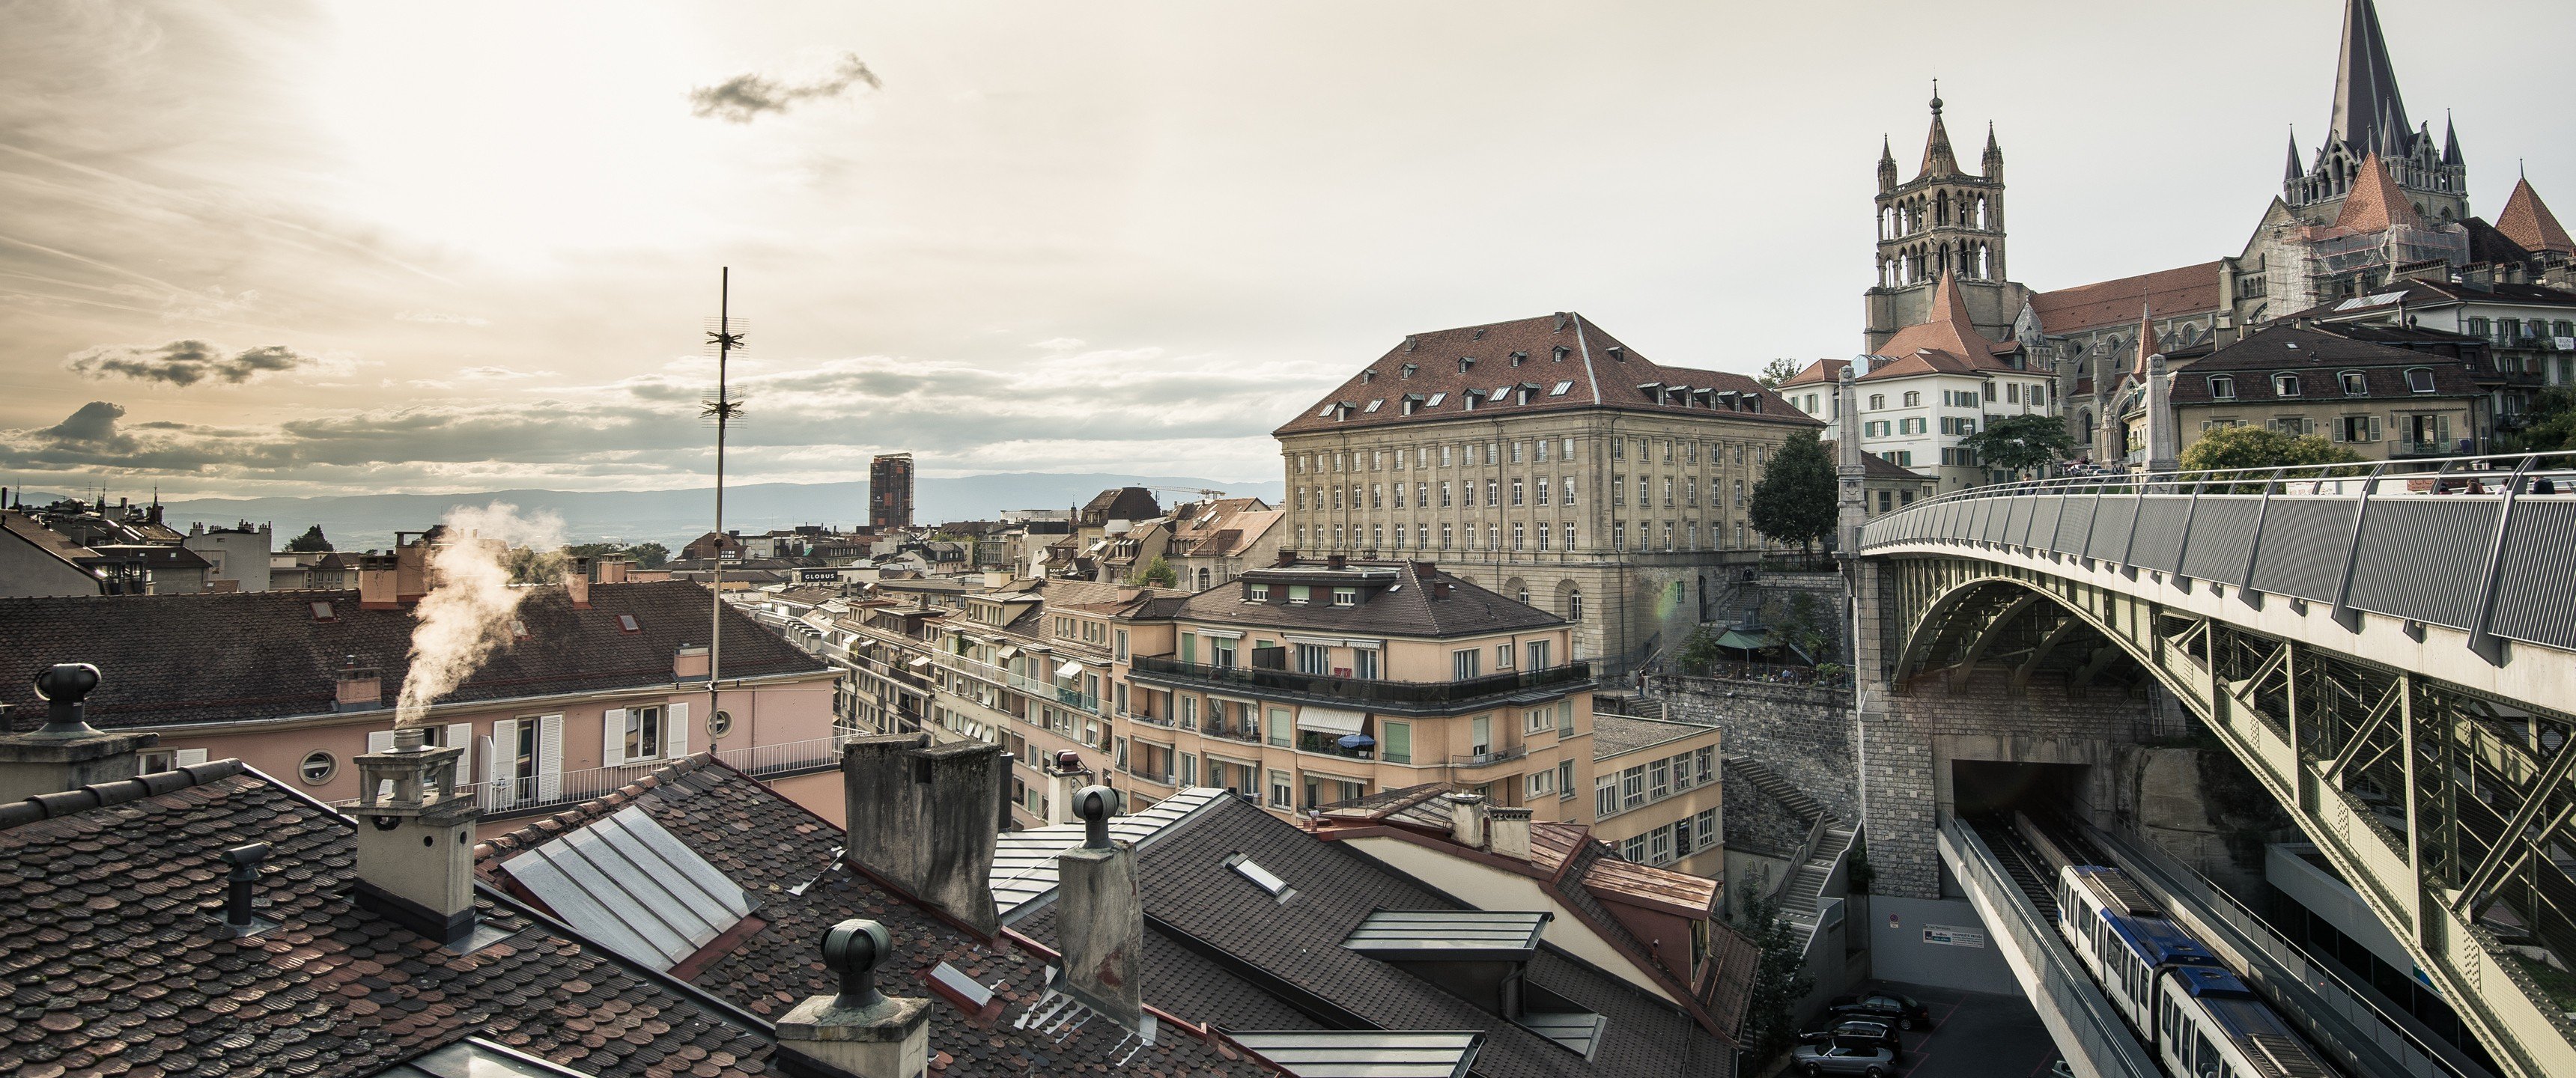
445;722;473;778
367;728;396;754
482;734;512;810
666;702;689;758
174;748;210;767
538;714;564;800
601;708;626;767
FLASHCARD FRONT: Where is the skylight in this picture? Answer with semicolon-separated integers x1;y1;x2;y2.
499;806;753;971
1426;392;1446;406
1550;380;1573;396
1364;399;1383;412
617;613;641;633
1227;852;1296;901
309;600;335;622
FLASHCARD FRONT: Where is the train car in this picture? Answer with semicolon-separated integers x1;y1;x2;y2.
2056;865;2336;1078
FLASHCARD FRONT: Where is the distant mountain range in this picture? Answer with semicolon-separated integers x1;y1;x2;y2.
31;473;1282;552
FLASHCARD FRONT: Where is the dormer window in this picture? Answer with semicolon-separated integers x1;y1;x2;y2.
1403;335;1421;353
1509;350;1527;366
1458;356;1477;374
2406;367;2436;393
1400;393;1424;415
1331;587;1357;606
1605;346;1625;362
2273;374;2300;398
2339;371;2368;396
1361;368;1376;383
2208;375;2236;400
1552;345;1570;362
1460;390;1482;412
1248;583;1270;601
1515;384;1540;405
1288;585;1311;605
1400;362;1417;379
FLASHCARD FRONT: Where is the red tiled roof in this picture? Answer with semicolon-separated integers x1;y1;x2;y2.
1275;312;1820;436
1861;272;2020;380
2496;178;2576;255
2029;261;2225;335
2334;151;2422;233
1780;358;1847;388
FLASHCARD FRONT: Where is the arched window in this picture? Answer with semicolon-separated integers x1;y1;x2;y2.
1196;567;1211;589
1903;391;1921;407
1868;394;1886;409
2079;409;2093;434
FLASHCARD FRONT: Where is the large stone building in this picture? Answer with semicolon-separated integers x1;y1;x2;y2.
1787;272;2057;487
1865;87;2026;350
1275;311;1821;665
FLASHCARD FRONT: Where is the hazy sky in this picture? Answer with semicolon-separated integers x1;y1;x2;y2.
4;1;2569;499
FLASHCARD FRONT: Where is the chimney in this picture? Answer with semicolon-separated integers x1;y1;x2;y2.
1488;807;1533;861
1056;786;1144;1027
842;734;1003;934
335;657;384;712
777;919;932;1078
350;725;479;943
1273;549;1298;567
598;558;631;584
357;554;399;610
675;644;711;681
1046;751;1091;826
565;557;592;609
1325;553;1347;570
220;841;274;937
1445;791;1489;849
0;663;158;803
394;535;431;603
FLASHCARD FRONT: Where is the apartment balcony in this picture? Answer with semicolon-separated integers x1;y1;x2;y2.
1127;656;1591;716
1448;745;1528;770
1123;710;1178;730
1295;731;1376;761
1200;723;1264;746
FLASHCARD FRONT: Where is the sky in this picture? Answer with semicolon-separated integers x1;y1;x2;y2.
3;0;2570;500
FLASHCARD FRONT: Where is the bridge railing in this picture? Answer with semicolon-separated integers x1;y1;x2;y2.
1858;449;2576;657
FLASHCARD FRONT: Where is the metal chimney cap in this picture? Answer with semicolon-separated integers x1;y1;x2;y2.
1074;785;1120;849
31;663;102;736
222;841;271;877
821;919;892;1010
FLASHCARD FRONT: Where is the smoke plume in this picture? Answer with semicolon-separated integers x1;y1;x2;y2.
393;502;565;726
689;52;879;123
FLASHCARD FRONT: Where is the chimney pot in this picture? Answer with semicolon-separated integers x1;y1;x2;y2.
1075;785;1120;849
778;918;932;1078
33;663;102;734
824;919;893;1009
349;729;477;943
0;664;156;803
222;841;271;933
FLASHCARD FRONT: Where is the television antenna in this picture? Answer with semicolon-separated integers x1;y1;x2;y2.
702;268;747;733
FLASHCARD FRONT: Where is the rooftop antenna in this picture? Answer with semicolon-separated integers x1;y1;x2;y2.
702;267;748;734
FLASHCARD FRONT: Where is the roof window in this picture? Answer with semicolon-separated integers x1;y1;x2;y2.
2339;371;2368;395
617;613;642;633
1361;368;1376;383
2273;374;2300;398
1552;344;1570;362
1426;392;1447;406
1550;380;1573;396
2407;367;2436;393
2207;375;2236;400
1227;853;1296;901
309;600;336;623
1364;398;1383;413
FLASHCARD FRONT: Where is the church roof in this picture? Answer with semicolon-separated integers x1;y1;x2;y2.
1864;271;2017;380
2332;152;2422;233
2030;261;2225;336
2495;178;2576;255
2328;0;2414;158
1780;358;1848;388
2130;306;2160;377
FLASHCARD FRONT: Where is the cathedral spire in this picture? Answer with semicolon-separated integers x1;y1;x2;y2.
1918;82;1958;179
1878;133;1898;192
2131;303;2159;378
2285;127;2303;182
2329;0;2411;158
1981;121;2003;180
2442;111;2462;166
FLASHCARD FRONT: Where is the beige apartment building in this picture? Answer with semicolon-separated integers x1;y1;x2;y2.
1275;312;1822;666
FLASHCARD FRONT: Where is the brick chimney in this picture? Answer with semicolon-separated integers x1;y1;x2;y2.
393;533;431;603
674;645;711;681
334;657;383;713
1488;806;1533;861
1325;553;1347;570
350;725;478;943
842;735;1003;934
1056;786;1143;1027
1445;791;1489;849
565;556;592;610
776;919;931;1078
357;554;400;610
0;663;157;803
1273;549;1298;567
598;558;631;584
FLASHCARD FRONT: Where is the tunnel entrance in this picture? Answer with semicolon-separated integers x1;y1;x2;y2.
1949;760;2089;820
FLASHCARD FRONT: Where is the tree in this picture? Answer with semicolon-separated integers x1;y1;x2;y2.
2500;385;2576;453
284;525;333;552
1676;625;1727;675
1748;431;1835;556
1733;878;1817;1065
1137;554;1177;588
1756;358;1806;389
628;541;671;569
1959;412;2076;478
2178;425;2363;473
1758;591;1835;663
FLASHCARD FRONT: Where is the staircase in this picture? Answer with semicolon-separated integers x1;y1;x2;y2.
1725;754;1823;823
1728;755;1851;936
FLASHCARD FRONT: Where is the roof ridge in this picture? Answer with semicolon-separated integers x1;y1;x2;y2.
0;757;247;830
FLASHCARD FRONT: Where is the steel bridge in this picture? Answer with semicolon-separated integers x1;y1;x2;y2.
1853;454;2576;1078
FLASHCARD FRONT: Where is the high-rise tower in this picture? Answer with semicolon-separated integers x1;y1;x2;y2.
869;453;915;531
1865;87;2026;352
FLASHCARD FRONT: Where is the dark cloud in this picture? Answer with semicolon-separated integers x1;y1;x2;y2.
689;53;879;124
43;401;132;445
66;338;327;386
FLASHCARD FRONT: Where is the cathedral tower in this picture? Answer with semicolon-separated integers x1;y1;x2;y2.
2282;0;2469;226
1865;86;2026;352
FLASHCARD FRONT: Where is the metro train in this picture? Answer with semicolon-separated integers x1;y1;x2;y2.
2057;864;2335;1078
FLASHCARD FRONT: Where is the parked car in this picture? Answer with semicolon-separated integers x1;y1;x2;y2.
1796;1018;1901;1059
1826;990;1933;1030
1790;1041;1897;1077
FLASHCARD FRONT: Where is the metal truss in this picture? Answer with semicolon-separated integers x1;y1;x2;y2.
1880;556;2576;1078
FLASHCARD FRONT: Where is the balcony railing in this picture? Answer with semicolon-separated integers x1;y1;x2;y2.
926;649;1099;713
1448;745;1528;769
1127;656;1592;713
331;731;862;820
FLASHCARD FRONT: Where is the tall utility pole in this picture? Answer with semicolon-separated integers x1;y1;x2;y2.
704;268;747;740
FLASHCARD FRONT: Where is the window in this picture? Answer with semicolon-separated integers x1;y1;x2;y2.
2405;367;2436;393
1382;721;1410;764
1558;760;1575;799
1650;826;1673;865
298;750;337;785
1696;746;1714;784
1439;481;1453;508
1510;478;1524;506
1536;523;1550;551
1528;640;1550;669
2274;373;2301;397
1485;480;1498;507
2208;375;2236;399
1623;835;1647;862
1868;393;1886;409
1249;583;1270;601
1527;769;1555;799
2334;415;2381;442
1621;764;1645;808
1903;390;1920;406
617;614;642;633
623;705;665;761
1983;381;1996;401
1563;477;1576;505
1453;648;1481;680
2340;371;2368;395
1612;475;1625;505
1267;707;1291;746
1597;776;1618;818
1650;758;1670;799
1534;476;1549;505
1331;587;1357;606
1295;643;1331;674
1510;523;1525;550
1352;649;1380;679
1612;523;1625;550
1525;706;1549;734
1440;523;1453;549
1370;484;1382;508
1495;642;1516;669
1270;770;1293;809
1288;584;1310;604
1901;417;1927;435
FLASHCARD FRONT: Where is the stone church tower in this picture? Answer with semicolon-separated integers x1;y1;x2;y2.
1865;88;2029;352
2280;0;2470;228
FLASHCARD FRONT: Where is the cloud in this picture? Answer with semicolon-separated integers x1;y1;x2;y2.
689;52;879;124
43;401;132;445
1029;337;1085;350
456;365;553;380
395;310;488;326
65;338;329;386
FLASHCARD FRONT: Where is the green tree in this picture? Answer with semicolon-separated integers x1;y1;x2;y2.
1733;879;1817;1065
283;525;333;552
1748;431;1836;556
1959;412;2077;478
2178;424;2363;473
1137;554;1177;588
1756;357;1806;389
1758;591;1835;663
628;541;671;569
1676;625;1726;675
562;542;625;560
2500;385;2576;453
